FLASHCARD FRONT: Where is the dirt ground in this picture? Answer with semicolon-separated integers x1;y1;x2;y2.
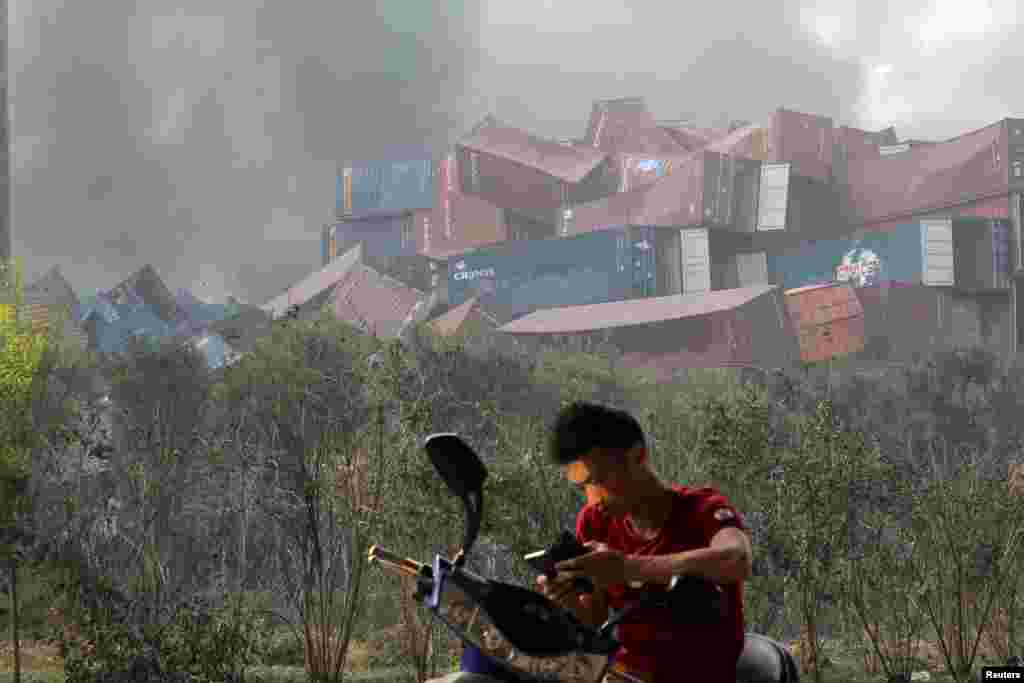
0;640;63;673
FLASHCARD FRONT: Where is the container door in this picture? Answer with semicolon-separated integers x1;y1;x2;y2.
994;219;1011;290
920;218;955;286
756;163;790;232
658;230;683;296
736;252;768;287
681;229;711;294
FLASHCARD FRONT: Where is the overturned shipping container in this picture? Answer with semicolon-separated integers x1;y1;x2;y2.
497;285;800;378
784;283;866;363
768;109;834;182
571;151;776;234
446;228;662;320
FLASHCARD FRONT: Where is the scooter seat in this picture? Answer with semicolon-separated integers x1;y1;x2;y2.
736;632;799;683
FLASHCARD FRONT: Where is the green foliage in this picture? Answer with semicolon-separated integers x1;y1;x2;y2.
899;460;1024;681
841;476;932;681
15;273;1024;683
159;593;273;683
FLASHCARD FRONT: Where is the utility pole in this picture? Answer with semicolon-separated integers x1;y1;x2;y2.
0;0;10;265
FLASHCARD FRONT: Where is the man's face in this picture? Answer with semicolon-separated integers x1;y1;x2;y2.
563;448;637;516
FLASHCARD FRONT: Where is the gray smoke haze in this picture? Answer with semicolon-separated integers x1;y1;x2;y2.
10;0;1024;303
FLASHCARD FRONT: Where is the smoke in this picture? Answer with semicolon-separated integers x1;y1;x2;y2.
469;1;867;138
11;0;481;303
9;0;1024;304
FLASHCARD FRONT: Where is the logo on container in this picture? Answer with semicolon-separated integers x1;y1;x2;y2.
835;248;883;287
452;260;496;281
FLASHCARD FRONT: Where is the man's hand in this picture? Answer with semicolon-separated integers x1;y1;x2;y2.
552;541;632;588
536;572;586;610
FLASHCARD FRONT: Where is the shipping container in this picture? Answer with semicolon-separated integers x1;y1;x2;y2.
504;208;558;242
756;163;791;232
784;283;866;363
585;97;687;156
616;155;674;192
569;157;619;205
425;156;507;256
339;158;436;217
845;121;1005;225
446;228;659;318
703;152;738;227
331;214;418;263
732;158;762;233
457;145;565;210
953;218;1012;292
680;228;711;294
635;150;740;228
768;109;834;182
767;220;955;290
725;252;769;289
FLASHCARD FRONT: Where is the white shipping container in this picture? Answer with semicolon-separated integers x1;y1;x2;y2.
756;163;791;232
680;228;711;294
920;218;955;286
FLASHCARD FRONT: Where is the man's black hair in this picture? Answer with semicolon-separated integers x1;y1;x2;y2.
548;401;646;465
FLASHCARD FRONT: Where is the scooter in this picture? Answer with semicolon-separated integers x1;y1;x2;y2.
367;433;799;683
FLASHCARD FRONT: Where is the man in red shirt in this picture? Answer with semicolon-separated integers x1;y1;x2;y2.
537;401;752;683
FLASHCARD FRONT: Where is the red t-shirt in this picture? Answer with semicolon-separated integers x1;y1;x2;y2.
575;485;746;683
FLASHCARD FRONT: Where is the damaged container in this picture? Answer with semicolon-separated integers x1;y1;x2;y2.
784;282;866;363
768;108;834;182
767;219;955;290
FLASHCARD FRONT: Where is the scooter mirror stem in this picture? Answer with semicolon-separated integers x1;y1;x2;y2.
453;548;468;569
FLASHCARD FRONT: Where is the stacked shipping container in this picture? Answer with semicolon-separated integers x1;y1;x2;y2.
768;109;834;182
338;157;436;218
445;228;663;321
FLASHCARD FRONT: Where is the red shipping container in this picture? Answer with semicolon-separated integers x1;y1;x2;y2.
845;120;1007;225
784;282;865;363
570;151;744;233
706;126;770;161
834;126;884;162
457;122;607;211
421;154;507;259
860;194;1010;234
769;109;834;182
586;98;688;156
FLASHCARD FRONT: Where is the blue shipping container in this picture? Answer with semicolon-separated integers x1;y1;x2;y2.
331;215;417;261
446;227;657;319
767;221;954;290
339;159;436;216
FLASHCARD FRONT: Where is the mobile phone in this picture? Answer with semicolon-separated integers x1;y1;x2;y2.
524;531;595;593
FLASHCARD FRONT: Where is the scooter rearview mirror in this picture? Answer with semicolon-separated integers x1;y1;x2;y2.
423;433;487;564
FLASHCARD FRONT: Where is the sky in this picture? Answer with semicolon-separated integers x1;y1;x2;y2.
8;0;1024;304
